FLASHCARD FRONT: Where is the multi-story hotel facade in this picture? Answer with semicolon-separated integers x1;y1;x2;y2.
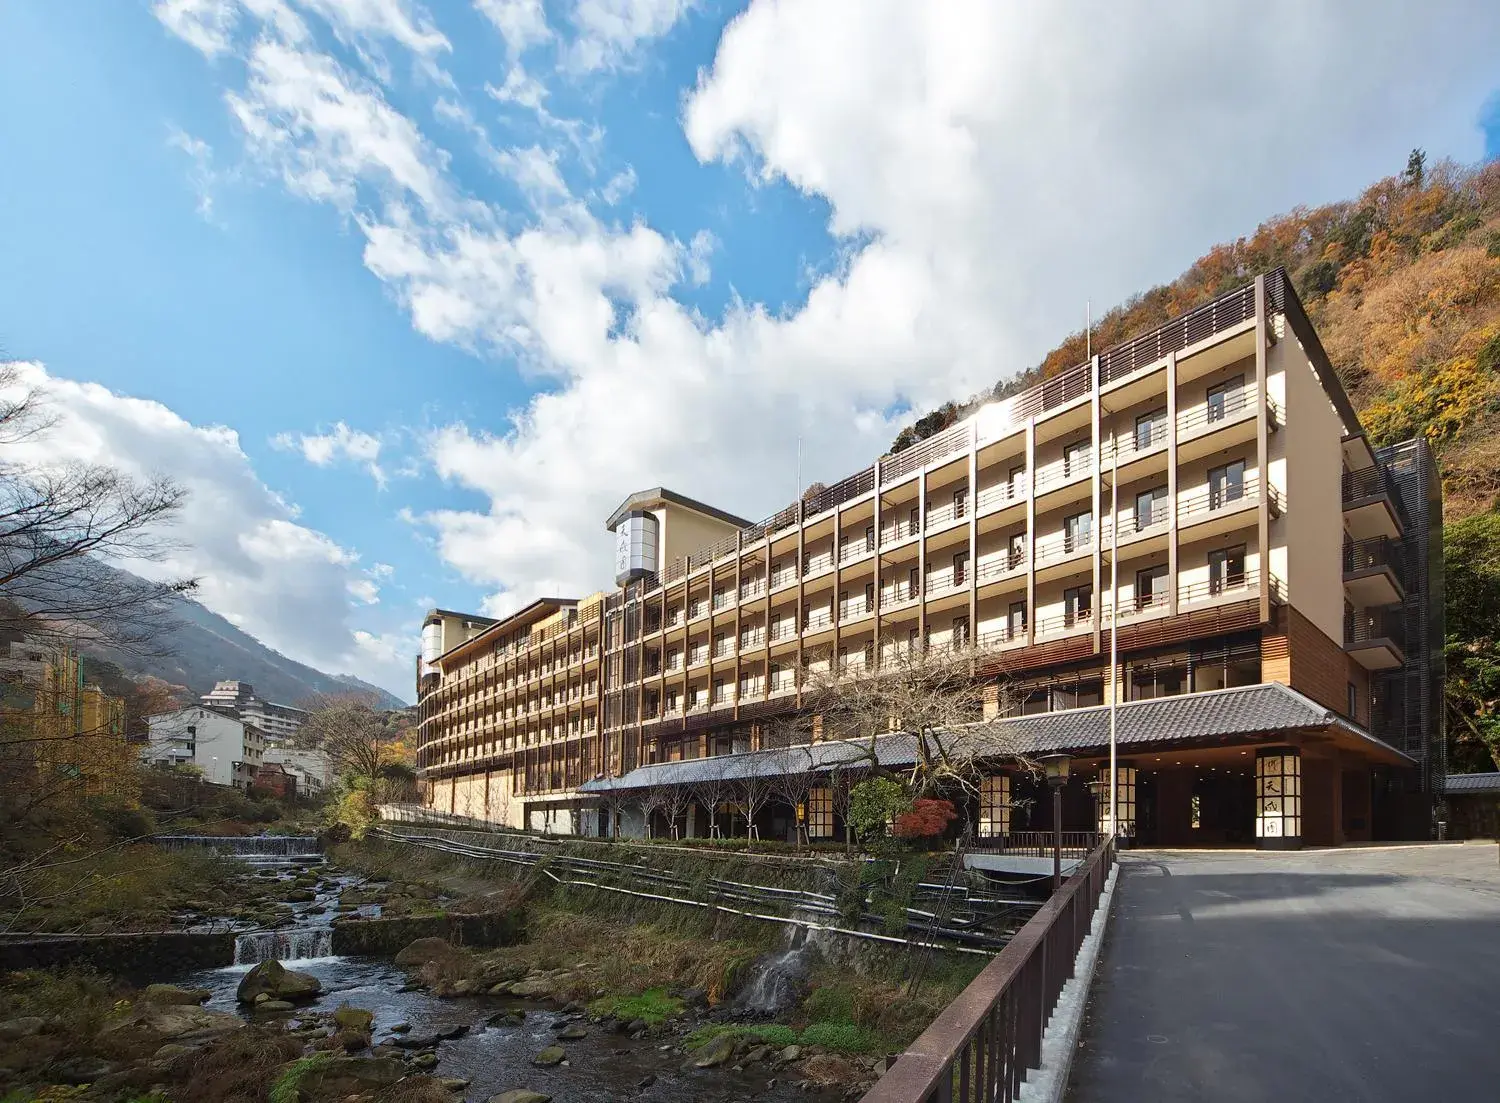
416;269;1443;848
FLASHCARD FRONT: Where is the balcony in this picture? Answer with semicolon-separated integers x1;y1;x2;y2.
768;619;797;643
739;580;768;603
926;497;969;530
839;538;876;565
1035;607;1092;640
977;623;1024;649
688;601;709;623
802;607;834;634
1106;418;1168;465
1343;466;1403;540
1346;608;1405;670
881;517;922;548
803;550;836;579
711;640;736;661
1176;475;1279;529
1103;498;1169;543
1033;450;1093;496
977;544;1026;584
1344;537;1405;607
881;580;922;610
739;628;767;651
770;566;799;592
926;565;969;597
839;599;875;622
976;480;1022;514
1176;384;1279;442
1033;528;1093;568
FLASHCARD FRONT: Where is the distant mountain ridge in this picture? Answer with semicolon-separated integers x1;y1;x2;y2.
85;581;409;710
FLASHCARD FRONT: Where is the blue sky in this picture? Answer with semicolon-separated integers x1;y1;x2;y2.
1;1;1497;700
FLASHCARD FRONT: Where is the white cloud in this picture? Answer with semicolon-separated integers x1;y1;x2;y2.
0;362;411;696
273;421;387;488
565;0;693;72
153;0;240;56
295;0;449;58
685;228;714;286
155;0;1500;629
475;0;551;54
599;165;636;205
167;127;223;223
348;577;381;604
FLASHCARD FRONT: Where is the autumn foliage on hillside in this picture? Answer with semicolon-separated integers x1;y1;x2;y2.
892;152;1500;519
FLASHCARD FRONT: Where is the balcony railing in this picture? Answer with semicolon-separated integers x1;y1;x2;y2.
1104;497;1169;539
977;622;1024;648
1107;417;1168;462
804;550;836;577
688;601;709;621
976;547;1026;583
1346;609;1406;651
803;608;834;632
840;538;876;564
739;628;767;650
1344;536;1406;587
1177;474;1277;522
1034;449;1093;494
839;599;875;620
882;518;922;546
770;566;798;591
739;580;768;602
925;497;968;529
1342;465;1398;505
926;566;969;595
882;581;922;606
1034;607;1092;638
976;481;1022;512
1033;528;1093;566
711;640;735;660
768;620;796;642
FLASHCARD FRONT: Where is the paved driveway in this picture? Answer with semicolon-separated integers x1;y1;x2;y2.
1067;844;1500;1102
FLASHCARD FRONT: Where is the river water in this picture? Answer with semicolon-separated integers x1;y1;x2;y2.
172;842;808;1102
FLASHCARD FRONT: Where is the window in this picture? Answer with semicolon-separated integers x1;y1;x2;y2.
952;551;970;586
1207;375;1245;423
865;524;875;552
1009;465;1026;494
953;486;968;518
909;507;920;535
1208;459;1246;508
978;774;1009;836
1134;408;1166;451
865;581;875;612
952;615;970;647
1208;545;1247;594
1347;681;1359;719
805;787;834;838
1063;439;1090;477
1008;532;1026;568
1064;584;1093;626
1135;486;1168;531
1008;601;1027;636
1064;510;1092;551
1135;565;1169;610
908;567;920;600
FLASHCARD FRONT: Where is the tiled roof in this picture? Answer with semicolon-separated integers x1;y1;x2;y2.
1444;772;1500;794
581;683;1397;793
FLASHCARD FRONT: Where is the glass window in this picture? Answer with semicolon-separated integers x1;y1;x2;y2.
1008;601;1027;636
1064;511;1093;550
1207;374;1246;422
1135;485;1168;530
1208;459;1247;507
1135;565;1169;609
1208;545;1247;593
1064;584;1093;625
1134;408;1166;450
1064;438;1090;476
1008;532;1026;567
979;774;1010;836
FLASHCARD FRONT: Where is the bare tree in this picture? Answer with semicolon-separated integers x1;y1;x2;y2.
638;786;667;839
765;742;818;848
295;693;399;782
0;365;196;656
690;771;733;838
798;640;1026;802
658;782;692;841
738;754;777;841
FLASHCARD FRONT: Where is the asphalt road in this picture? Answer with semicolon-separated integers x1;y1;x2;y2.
1067;844;1500;1102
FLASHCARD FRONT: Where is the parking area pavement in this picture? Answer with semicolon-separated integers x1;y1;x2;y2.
1067;843;1500;1102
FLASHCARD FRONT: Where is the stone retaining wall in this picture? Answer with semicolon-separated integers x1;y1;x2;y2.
330;911;524;957
0;931;234;982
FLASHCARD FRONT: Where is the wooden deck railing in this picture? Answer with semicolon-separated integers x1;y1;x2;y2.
860;835;1116;1103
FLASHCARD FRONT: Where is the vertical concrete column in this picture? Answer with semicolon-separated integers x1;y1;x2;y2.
1024;422;1037;647
1167;352;1179;617
1255;274;1271;624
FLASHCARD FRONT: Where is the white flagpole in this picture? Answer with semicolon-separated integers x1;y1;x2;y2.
1109;410;1119;840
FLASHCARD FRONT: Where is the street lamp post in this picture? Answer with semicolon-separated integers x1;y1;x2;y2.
1040;753;1072;893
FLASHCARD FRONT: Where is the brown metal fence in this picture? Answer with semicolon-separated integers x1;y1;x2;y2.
859;835;1116;1103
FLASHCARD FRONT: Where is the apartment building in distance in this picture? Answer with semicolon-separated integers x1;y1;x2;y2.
142;705;266;789
200;680;308;743
417;269;1443;848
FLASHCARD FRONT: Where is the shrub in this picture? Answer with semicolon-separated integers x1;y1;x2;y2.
588;987;684;1026
847;778;911;842
892;798;957;838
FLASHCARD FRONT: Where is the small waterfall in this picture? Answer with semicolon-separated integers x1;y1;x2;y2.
233;928;334;965
155;835;321;856
737;931;816;1015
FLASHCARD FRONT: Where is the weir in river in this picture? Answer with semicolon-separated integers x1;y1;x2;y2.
154;834;322;856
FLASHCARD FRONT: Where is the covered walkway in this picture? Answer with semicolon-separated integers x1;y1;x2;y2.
1067;845;1500;1102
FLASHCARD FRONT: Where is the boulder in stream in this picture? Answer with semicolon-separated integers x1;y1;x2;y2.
235;959;322;1005
393;936;460;967
332;1006;374;1033
141;984;210;1006
297;1055;405;1096
488;1092;552;1103
530;1044;566;1066
691;1032;739;1069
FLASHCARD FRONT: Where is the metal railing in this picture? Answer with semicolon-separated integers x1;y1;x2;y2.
976;547;1026;583
841;538;877;563
970;830;1099;858
927;498;969;528
883;422;974;484
1098;279;1257;384
1342;465;1398;505
1033;528;1093;566
804;550;836;576
1346;609;1406;651
860;835;1116;1103
1176;475;1267;521
1034;607;1092;638
1033;450;1092;494
1343;536;1405;588
1106;417;1168;462
803;608;834;632
883;518;923;546
926;567;969;595
976;482;1021;512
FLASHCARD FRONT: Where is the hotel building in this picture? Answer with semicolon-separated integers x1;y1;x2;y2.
416;269;1442;848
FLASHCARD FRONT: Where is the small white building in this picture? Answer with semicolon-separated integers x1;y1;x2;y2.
143;706;266;789
264;747;333;797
